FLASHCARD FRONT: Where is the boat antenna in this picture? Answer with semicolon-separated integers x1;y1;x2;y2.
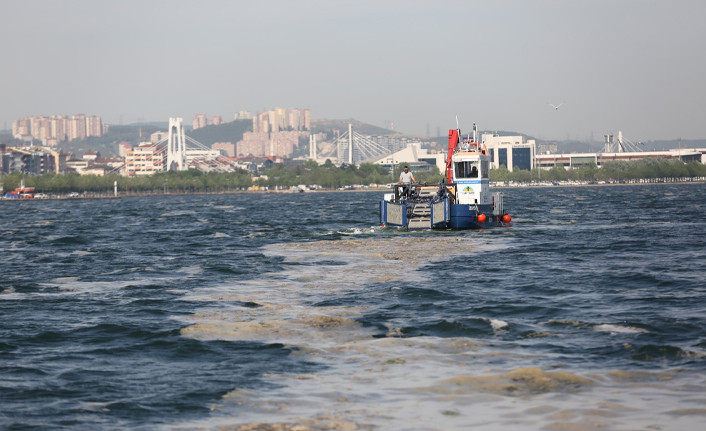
472;123;477;142
455;115;460;131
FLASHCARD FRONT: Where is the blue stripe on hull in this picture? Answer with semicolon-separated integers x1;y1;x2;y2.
448;204;496;229
379;200;503;230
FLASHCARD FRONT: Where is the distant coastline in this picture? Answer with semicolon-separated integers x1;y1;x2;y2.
2;177;704;202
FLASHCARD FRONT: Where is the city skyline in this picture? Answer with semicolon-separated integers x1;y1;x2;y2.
1;1;705;142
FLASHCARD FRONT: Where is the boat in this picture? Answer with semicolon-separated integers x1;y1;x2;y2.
3;179;35;199
380;123;511;229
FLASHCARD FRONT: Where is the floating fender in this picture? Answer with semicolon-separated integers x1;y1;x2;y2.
503;214;512;223
477;213;487;223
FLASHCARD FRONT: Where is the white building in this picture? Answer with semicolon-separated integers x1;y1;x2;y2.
372;143;446;172
185;149;222;165
124;143;165;176
536;148;706;169
481;133;537;172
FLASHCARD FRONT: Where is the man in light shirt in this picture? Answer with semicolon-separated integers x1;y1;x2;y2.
398;166;416;199
398;166;416;185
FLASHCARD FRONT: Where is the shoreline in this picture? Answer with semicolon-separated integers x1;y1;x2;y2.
2;178;704;201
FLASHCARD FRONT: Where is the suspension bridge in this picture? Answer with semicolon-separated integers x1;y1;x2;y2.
602;131;644;153
328;123;404;165
155;117;232;171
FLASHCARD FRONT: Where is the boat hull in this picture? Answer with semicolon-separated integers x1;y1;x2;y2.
447;203;500;229
380;199;505;230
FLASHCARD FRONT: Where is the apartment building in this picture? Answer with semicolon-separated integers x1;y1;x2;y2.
252;108;310;133
124;143;165;176
192;114;208;130
12;114;105;144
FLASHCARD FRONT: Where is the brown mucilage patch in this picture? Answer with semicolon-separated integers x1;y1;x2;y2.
436;367;595;396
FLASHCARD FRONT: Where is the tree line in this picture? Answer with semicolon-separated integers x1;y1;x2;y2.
1;158;704;195
252;160;442;189
489;158;706;183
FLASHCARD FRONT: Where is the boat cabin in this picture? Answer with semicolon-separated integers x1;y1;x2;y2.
451;152;492;206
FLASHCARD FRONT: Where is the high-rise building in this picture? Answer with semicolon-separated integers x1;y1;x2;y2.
86;116;103;137
12;114;104;143
252;108;310;133
192;114;208;130
210;115;223;126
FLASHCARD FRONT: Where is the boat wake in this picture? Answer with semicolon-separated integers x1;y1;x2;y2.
173;237;704;431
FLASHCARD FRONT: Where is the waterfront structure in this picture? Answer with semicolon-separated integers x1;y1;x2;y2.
1;145;63;174
167;117;187;171
309;135;317;160
332;124;425;165
65;159;90;174
183;148;222;165
481;133;537;172
82;151;100;162
372;143;446;173
223;155;284;175
536;148;706;169
124;143;166;176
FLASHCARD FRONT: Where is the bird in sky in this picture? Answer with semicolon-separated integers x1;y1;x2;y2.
548;101;565;110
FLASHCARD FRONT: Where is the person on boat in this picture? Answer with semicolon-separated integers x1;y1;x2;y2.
398;166;416;199
398;166;416;185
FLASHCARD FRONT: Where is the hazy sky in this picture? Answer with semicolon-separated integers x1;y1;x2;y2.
2;0;705;141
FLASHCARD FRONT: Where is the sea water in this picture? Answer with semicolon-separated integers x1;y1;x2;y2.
1;184;704;430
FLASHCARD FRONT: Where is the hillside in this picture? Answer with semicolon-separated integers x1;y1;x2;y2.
7;120;702;159
58;124;163;157
55;120;251;157
187;120;251;147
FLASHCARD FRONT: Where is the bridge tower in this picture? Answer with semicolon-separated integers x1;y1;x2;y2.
348;123;353;164
167;117;187;171
309;134;317;160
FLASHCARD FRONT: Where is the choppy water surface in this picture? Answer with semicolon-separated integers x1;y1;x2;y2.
1;184;705;430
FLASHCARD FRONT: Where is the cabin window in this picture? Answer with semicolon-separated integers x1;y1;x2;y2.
481;160;489;178
454;161;479;178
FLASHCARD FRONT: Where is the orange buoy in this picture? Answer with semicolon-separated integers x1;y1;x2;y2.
477;213;486;223
503;214;512;223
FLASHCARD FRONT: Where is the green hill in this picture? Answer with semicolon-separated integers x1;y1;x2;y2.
32;118;705;159
55;120;251;157
58;124;163;157
187;120;251;147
